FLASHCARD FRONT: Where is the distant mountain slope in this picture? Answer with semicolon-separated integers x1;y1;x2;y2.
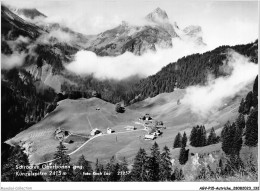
84;7;206;56
1;4;208;98
85;22;173;56
1;5;45;39
13;8;46;19
134;40;258;101
145;7;178;38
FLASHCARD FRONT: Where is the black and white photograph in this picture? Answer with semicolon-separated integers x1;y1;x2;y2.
1;0;259;190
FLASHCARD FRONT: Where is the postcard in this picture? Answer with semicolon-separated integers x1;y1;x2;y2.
1;0;259;190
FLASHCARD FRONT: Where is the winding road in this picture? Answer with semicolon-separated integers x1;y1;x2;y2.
35;127;147;166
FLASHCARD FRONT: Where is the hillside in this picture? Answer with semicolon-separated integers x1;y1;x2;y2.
135;40;258;100
6;82;251;165
6;98;143;164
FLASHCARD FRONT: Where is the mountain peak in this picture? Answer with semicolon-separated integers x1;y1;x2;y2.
145;7;169;23
6;4;46;20
16;8;46;19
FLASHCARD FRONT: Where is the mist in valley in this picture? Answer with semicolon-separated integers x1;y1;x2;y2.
181;50;258;118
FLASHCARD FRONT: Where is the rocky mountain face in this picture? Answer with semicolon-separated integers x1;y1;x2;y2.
145;7;179;38
1;5;45;40
85;7;206;56
10;7;47;20
85;21;173;56
1;4;87;92
183;25;206;46
1;4;207;93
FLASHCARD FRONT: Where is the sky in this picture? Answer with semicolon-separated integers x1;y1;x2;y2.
3;0;259;48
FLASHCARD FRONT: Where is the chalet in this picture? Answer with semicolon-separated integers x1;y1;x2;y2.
107;128;115;134
125;126;136;131
144;134;156;140
90;128;101;136
54;127;70;141
56;131;65;141
139;114;153;121
153;129;162;136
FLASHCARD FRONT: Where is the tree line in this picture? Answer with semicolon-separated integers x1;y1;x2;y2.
136;40;258;101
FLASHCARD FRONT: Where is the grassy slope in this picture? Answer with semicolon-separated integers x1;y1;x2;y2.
6;85;251;165
6;98;142;164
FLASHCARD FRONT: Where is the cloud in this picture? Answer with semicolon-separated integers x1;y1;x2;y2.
6;35;31;51
65;38;207;80
36;29;76;45
181;51;258;118
1;52;27;70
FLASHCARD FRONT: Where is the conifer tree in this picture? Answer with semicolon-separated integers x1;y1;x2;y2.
207;127;218;145
172;167;184;181
74;155;93;181
216;159;224;176
238;98;245;114
99;164;106;181
105;156;119;181
252;75;258;107
179;146;189;165
173;132;182;148
243;91;253;114
221;121;243;157
49;142;73;181
110;163;120;181
119;157;129;181
221;122;236;156
159;146;172;181
199;125;207;146
190;125;207;147
147;142;161;181
253;75;258;94
182;132;188;147
94;159;105;182
104;159;113;181
2;145;44;181
233;124;243;156
189;126;198;147
130;148;149;181
245;108;258;147
236;113;245;130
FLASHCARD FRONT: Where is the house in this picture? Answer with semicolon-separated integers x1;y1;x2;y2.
154;129;162;136
56;131;65;141
54;127;70;141
90;128;101;136
139;114;153;121
144;114;152;121
107;128;114;134
125;126;136;131
144;134;156;140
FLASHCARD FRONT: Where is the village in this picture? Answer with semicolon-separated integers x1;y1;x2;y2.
54;113;166;144
86;113;165;140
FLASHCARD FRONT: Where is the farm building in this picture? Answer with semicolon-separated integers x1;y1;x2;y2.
139;114;153;121
90;128;101;136
151;130;161;136
125;126;136;131
145;120;166;130
54;127;70;141
107;128;115;134
144;134;156;140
